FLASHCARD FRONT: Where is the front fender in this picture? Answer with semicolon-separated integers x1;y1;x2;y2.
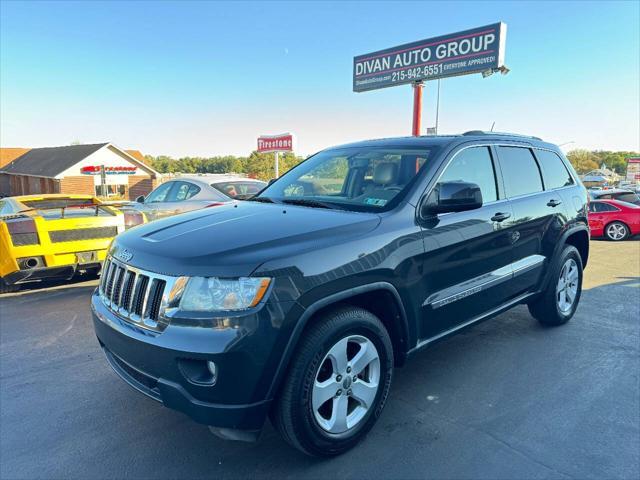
265;281;410;400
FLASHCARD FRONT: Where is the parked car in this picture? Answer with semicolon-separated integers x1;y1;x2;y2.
92;132;589;456
589;188;640;206
588;199;640;241
209;176;267;200
0;194;145;293
133;176;266;221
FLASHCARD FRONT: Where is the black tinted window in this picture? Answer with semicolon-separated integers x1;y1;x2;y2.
592;202;619;212
613;193;640;204
498;147;543;197
439;147;497;202
535;149;574;189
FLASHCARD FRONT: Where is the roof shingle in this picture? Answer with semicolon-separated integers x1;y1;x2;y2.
0;143;108;178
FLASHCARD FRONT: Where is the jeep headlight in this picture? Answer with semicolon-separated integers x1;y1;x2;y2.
179;277;271;312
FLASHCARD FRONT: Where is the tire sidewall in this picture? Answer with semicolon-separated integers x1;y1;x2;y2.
553;248;583;320
294;313;393;455
605;222;628;241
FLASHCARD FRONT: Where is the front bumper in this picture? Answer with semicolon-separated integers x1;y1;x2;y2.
3;262;101;285
91;290;295;432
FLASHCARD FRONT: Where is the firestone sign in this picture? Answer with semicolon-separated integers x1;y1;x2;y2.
80;165;137;175
353;22;507;92
257;133;293;153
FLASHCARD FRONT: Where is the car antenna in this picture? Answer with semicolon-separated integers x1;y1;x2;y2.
490;121;496;132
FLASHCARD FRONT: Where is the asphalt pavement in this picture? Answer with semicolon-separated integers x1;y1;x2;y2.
1;240;639;479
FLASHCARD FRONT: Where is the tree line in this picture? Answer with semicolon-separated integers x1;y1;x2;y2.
145;151;304;181
144;148;639;180
566;149;639;175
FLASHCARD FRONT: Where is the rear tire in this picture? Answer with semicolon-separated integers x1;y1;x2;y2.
528;245;583;326
604;221;629;241
0;277;19;294
271;306;393;456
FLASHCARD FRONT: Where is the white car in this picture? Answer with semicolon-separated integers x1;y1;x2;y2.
134;175;266;221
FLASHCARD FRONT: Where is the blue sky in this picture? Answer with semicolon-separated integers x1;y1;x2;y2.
1;0;638;157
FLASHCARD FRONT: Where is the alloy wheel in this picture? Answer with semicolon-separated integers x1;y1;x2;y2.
556;258;579;313
312;335;380;434
606;223;627;241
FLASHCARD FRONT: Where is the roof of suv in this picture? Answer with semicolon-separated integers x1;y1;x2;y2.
331;132;557;151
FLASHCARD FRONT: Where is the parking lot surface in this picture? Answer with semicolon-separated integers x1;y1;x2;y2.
1;240;639;479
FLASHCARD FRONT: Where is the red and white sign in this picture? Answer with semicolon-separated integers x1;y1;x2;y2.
626;157;640;183
257;133;293;153
80;165;137;175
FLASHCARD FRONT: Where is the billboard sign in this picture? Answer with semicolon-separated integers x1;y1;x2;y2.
257;133;294;153
353;22;507;92
626;157;640;183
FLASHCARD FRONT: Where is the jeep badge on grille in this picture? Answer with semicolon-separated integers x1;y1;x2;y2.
114;248;133;263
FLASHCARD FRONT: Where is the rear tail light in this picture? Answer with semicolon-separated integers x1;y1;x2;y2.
5;217;39;246
205;202;225;208
124;211;145;230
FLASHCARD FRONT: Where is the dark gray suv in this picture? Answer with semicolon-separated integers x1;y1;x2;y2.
91;132;589;456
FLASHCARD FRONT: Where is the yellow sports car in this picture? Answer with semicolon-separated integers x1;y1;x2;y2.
0;194;145;293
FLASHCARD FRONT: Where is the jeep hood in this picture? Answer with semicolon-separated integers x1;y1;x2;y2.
111;202;380;277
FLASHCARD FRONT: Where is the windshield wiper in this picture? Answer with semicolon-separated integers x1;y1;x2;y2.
281;198;339;209
248;196;278;203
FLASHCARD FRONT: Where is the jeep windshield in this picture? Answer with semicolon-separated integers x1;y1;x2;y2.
256;146;437;212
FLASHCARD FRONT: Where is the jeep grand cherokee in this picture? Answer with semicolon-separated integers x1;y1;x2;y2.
91;132;589;456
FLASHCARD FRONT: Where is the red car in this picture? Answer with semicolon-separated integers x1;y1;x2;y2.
588;199;640;241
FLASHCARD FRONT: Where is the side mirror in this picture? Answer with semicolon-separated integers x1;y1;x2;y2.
136;195;145;204
267;178;277;186
422;181;483;216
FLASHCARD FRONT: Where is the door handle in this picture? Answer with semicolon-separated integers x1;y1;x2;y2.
491;212;511;222
547;199;562;207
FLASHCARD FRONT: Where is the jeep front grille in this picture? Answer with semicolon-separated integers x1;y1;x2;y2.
99;257;177;332
50;226;118;243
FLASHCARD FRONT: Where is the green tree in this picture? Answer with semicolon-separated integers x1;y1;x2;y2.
566;149;599;174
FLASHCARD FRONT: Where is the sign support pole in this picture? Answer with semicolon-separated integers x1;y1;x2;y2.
100;165;106;197
274;151;279;178
412;82;423;136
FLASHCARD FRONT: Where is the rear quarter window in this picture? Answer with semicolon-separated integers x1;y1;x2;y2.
534;149;574;189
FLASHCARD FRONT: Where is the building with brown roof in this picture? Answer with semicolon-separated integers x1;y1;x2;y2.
0;143;160;199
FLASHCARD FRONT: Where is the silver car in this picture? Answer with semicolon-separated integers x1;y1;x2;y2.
134;176;266;221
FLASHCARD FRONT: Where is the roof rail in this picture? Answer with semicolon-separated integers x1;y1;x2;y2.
462;130;542;141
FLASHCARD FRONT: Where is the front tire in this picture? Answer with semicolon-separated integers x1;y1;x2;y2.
271;306;393;456
528;245;583;326
605;221;629;241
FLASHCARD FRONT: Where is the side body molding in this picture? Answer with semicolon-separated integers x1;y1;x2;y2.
424;254;545;309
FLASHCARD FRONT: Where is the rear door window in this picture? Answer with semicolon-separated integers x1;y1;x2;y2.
534;149;574;189
498;147;544;198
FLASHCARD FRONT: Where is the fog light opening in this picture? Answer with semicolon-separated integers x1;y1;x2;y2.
207;361;218;381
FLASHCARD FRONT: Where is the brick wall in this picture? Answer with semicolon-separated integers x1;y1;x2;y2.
60;175;95;196
0;174;58;196
128;175;157;200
